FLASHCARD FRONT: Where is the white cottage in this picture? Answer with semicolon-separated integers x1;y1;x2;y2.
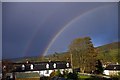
12;61;72;77
103;64;120;76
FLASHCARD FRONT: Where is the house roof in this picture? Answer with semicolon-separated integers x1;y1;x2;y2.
105;64;120;70
12;61;71;72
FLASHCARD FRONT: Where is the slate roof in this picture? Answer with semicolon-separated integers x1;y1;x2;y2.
105;64;120;70
12;61;71;72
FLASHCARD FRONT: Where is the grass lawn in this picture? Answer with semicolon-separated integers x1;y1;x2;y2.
78;74;91;80
79;75;91;78
78;73;112;80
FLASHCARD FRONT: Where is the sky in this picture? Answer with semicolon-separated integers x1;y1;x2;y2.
2;2;118;59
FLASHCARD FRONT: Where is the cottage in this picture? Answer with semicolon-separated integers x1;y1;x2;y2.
103;64;120;76
12;61;72;77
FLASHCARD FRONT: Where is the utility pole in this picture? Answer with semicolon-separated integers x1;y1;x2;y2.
70;53;73;69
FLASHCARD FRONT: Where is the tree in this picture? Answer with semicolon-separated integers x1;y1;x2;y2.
2;60;14;79
69;37;97;73
95;59;104;74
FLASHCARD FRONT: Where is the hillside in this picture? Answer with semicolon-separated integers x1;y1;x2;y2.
97;42;120;52
96;42;120;64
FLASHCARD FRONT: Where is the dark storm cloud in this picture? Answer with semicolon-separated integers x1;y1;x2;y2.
2;2;118;59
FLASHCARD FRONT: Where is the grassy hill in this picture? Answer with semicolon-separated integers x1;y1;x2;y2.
96;42;120;64
97;42;120;52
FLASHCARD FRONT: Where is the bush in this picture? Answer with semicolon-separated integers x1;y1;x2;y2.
67;72;78;80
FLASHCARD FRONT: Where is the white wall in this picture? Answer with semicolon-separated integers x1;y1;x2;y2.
104;70;120;76
25;68;73;77
103;70;109;75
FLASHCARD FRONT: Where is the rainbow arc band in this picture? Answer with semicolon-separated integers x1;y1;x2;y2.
43;4;113;56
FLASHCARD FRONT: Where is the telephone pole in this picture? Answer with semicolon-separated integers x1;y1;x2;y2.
70;53;73;69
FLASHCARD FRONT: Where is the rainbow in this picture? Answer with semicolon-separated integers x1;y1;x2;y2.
42;4;113;56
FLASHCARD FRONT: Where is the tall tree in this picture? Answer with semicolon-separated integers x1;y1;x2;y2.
95;59;104;74
69;37;97;73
